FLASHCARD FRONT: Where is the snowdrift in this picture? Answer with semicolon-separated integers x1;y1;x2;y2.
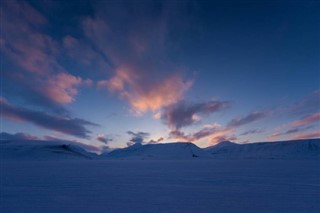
206;139;320;159
0;140;97;160
105;142;211;159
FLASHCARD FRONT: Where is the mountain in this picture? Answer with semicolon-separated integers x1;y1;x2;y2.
104;142;211;159
205;139;320;159
0;140;97;160
1;138;319;160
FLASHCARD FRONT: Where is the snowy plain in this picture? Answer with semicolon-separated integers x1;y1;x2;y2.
1;139;319;213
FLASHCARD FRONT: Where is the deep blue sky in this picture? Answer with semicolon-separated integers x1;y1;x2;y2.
1;0;319;150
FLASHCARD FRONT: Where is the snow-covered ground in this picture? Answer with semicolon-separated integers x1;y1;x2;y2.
1;139;319;212
1;159;319;213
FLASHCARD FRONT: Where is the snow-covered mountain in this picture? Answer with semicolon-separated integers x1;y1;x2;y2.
1;138;319;160
104;142;211;159
0;140;97;160
206;139;320;159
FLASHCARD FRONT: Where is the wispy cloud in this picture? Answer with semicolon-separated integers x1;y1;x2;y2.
269;128;301;139
240;129;264;136
227;111;269;127
290;90;320;116
291;130;320;140
269;113;319;140
289;113;320;128
161;100;230;130
0;98;98;138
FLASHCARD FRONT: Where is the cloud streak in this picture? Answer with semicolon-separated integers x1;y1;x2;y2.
289;113;320;128
0;98;98;138
291;131;320;140
227;111;268;127
240;129;264;136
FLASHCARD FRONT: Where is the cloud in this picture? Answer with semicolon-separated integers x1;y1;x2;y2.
82;2;194;115
96;134;112;144
269;125;315;140
291;90;320;116
0;132;39;141
161;100;230;130
169;126;235;145
269;128;300;139
0;97;98;138
268;112;319;140
240;129;264;136
227;111;268;127
98;67;192;114
289;113;320;128
1;0;92;112
291;131;320;140
148;137;164;144
126;131;150;146
209;135;238;145
43;72;85;104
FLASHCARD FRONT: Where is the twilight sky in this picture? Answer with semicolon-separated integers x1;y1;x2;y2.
1;0;319;150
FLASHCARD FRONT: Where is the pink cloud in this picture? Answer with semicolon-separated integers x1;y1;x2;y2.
44;73;83;104
1;1;92;107
291;131;320;140
99;67;192;114
290;113;320;128
83;12;193;115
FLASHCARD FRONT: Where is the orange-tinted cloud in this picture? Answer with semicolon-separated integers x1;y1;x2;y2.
44;73;85;104
99;67;192;114
1;0;91;109
291;131;320;140
289;113;320;128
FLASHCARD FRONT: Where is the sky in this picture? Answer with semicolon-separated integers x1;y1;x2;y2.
0;0;319;150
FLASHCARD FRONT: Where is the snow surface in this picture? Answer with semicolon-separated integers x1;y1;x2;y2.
1;159;319;213
1;139;320;212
